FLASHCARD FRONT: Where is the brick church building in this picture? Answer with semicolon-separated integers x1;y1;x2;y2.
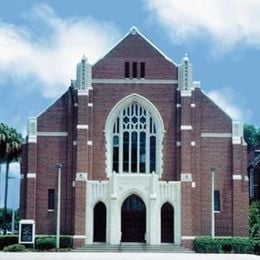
21;27;249;248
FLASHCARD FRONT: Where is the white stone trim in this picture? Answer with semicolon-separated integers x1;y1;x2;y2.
28;136;37;143
104;94;165;177
87;141;93;146
76;172;88;181
176;141;181;147
192;182;196;188
74;103;78;107
94;27;177;66
193;81;201;88
77;124;89;130
92;79;178;85
27;173;36;179
181;90;192;97
244;176;249;181
191;141;196;146
182;236;196;240
78;90;88;96
88;103;93;107
232;175;242;180
27;117;37;143
73;235;86;239
85;175;181;245
176;104;181;108
180;125;192;130
73;141;77;146
201;133;232;138
191;103;196;107
37;132;68;137
232;137;241;144
181;173;192;182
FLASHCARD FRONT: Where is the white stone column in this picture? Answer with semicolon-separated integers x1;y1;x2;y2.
148;173;159;245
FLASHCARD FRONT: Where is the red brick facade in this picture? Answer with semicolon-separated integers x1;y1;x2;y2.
21;28;249;248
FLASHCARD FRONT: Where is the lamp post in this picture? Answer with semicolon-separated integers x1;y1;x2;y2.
56;164;62;249
210;167;216;238
8;176;15;235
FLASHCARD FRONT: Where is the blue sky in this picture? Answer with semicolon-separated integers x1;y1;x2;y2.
1;0;260;208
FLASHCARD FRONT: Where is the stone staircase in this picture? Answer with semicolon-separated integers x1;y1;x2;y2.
73;243;194;253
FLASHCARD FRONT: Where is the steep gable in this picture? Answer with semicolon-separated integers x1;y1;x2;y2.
93;27;177;80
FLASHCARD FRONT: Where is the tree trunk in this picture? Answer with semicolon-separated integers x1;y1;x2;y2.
3;161;9;235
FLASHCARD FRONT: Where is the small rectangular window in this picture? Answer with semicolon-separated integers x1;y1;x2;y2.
125;62;130;78
48;189;55;210
132;62;137;78
214;190;220;212
140;62;145;78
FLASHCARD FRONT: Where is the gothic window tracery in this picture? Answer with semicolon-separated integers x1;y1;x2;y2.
112;102;157;173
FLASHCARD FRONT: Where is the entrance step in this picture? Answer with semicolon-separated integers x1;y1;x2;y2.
73;243;194;253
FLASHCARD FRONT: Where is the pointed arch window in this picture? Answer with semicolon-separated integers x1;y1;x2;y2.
112;102;157;174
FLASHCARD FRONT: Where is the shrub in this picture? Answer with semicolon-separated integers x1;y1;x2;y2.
194;237;255;254
60;236;73;248
3;244;27;252
249;201;260;238
253;240;260;255
0;236;18;250
194;237;220;253
221;240;232;253
231;238;254;254
35;236;73;250
35;237;56;250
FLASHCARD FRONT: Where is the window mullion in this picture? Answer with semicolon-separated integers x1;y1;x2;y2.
128;129;131;173
137;130;140;173
119;111;123;174
145;111;150;173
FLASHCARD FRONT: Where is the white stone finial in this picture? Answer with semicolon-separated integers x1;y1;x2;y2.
81;54;87;62
129;26;139;35
182;53;189;62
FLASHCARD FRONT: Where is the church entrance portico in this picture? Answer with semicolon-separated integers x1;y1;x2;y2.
86;174;181;246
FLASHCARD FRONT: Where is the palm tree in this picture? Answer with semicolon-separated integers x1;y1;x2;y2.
0;123;23;234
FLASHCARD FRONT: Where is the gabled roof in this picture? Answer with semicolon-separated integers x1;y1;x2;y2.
94;26;177;66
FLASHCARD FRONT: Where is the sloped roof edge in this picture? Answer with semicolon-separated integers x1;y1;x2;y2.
94;26;177;66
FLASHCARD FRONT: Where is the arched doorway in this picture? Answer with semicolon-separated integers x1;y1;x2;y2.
161;202;174;243
93;202;106;242
121;195;146;242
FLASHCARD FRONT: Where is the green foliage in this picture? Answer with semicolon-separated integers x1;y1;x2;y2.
35;236;73;250
244;124;260;150
194;237;254;254
35;237;56;250
194;237;220;253
3;243;27;252
60;236;73;248
231;238;254;254
221;240;232;253
0;236;18;250
253;240;260;255
0;122;23;163
249;201;260;238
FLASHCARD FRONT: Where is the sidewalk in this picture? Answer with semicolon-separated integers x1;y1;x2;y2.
0;252;259;260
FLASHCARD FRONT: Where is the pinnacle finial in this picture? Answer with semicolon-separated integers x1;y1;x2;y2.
182;53;189;62
129;26;139;35
81;54;87;62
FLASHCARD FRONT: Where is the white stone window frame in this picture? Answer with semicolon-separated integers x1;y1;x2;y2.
105;94;165;177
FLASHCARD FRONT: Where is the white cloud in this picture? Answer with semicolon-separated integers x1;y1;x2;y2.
0;4;119;98
207;88;252;122
144;0;260;51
